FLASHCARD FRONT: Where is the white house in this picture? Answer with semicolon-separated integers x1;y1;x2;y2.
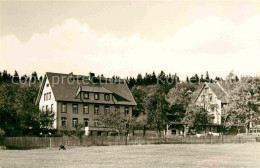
36;72;136;135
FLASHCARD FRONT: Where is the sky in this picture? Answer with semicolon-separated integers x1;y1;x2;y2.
1;0;260;80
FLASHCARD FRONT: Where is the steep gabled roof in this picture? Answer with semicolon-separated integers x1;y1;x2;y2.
207;82;229;103
195;82;229;103
37;72;136;106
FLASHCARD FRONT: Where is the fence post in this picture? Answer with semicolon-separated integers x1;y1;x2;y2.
49;137;52;148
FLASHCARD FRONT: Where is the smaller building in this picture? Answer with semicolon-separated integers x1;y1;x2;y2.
193;82;229;132
195;82;229;124
166;81;231;136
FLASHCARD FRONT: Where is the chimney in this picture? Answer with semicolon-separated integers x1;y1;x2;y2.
89;72;95;79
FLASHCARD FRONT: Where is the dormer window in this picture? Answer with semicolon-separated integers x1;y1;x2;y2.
84;93;89;99
104;94;110;101
94;93;99;100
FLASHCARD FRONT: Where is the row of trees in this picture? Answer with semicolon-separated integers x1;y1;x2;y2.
127;71;239;88
0;70;43;84
0;69;239;87
127;71;180;88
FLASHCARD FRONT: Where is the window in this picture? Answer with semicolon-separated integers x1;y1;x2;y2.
46;105;48;112
61;117;67;127
49;92;51;100
46;84;49;87
104;106;110;114
94;93;99;100
104;94;110;101
94;105;99;115
125;107;129;115
115;106;120;113
94;120;99;127
84;104;89;114
42;106;44;111
51;104;54;113
84;118;89;127
61;103;67;113
209;94;213;102
171;130;177;135
72;104;78;113
72;118;78;127
84;93;89;99
201;95;206;101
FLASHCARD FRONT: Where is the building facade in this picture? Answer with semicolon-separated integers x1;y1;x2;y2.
194;82;229;132
166;81;230;136
36;72;136;135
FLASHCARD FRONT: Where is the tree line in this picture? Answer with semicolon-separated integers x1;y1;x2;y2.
0;70;43;84
0;69;259;140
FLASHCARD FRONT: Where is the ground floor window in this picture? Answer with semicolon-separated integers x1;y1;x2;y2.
94;120;99;127
61;117;67;127
72;118;78;127
171;130;177;135
51;104;54;113
84;118;89;127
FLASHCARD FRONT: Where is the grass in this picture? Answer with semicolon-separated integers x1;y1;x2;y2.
0;143;259;168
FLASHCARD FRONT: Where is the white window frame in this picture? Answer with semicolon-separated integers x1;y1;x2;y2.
84;104;89;114
72;104;78;113
61;103;67;113
72;118;78;127
94;105;99;115
61;117;67;127
94;93;99;100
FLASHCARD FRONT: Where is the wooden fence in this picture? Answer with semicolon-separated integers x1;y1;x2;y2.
3;135;257;149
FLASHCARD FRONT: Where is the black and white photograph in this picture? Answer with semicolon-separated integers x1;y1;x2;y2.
0;0;260;167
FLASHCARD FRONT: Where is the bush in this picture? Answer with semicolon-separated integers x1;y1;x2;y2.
0;128;6;145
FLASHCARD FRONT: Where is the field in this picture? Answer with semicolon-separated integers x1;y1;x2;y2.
0;143;260;168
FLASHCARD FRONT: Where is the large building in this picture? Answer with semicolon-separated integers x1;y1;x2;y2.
36;72;136;135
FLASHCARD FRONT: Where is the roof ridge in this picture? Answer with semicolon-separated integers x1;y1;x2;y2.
216;81;229;96
46;72;89;77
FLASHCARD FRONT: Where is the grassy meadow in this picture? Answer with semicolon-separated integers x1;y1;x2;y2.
0;143;259;168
